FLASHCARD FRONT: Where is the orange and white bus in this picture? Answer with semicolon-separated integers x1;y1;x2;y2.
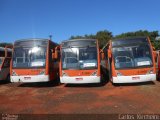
101;37;157;83
59;39;101;84
10;38;59;83
0;46;12;81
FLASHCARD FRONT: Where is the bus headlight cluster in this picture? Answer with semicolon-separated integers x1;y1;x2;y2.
39;70;45;75
91;71;97;76
12;70;17;76
147;69;154;74
62;71;68;77
116;71;123;76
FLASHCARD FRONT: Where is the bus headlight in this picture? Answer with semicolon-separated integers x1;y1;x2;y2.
147;69;154;74
39;70;45;75
116;71;123;76
62;71;68;77
12;71;17;76
91;71;97;76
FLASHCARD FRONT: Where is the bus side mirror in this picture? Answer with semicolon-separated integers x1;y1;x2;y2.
153;51;157;61
101;52;105;60
108;50;111;58
52;50;58;60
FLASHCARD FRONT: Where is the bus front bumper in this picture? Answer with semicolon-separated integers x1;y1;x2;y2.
60;76;100;84
11;75;49;83
112;74;156;83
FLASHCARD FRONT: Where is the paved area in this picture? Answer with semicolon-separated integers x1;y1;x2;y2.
0;80;160;114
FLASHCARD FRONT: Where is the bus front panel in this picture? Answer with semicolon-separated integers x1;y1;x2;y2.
111;37;156;83
60;39;100;84
11;40;49;83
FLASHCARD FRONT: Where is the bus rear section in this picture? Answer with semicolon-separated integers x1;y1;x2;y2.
10;39;59;83
60;39;101;84
103;37;157;83
0;47;12;81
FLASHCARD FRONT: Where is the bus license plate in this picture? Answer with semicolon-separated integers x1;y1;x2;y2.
75;78;83;81
24;77;31;80
132;76;140;80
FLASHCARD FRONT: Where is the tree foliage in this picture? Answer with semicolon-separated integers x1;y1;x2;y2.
0;42;13;47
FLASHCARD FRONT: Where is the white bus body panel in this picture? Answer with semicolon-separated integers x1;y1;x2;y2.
11;75;49;83
112;74;156;83
60;76;100;84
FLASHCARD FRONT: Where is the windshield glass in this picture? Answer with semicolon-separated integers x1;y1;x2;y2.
13;46;47;68
62;47;97;69
113;44;153;69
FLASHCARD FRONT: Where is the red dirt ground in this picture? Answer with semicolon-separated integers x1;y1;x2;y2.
0;80;160;114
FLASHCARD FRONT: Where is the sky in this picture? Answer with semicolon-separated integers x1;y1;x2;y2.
0;0;160;43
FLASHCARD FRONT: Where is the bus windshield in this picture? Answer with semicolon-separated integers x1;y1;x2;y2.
62;47;97;70
13;40;47;68
112;44;153;69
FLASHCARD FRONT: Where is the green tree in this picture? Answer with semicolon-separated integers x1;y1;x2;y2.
96;30;112;48
0;42;13;47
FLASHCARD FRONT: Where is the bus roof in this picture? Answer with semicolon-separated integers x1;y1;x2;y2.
112;36;147;41
14;38;50;43
61;39;97;48
111;37;149;48
61;39;97;43
14;38;58;46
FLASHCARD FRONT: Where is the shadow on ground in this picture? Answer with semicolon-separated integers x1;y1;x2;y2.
18;79;61;88
0;80;11;85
